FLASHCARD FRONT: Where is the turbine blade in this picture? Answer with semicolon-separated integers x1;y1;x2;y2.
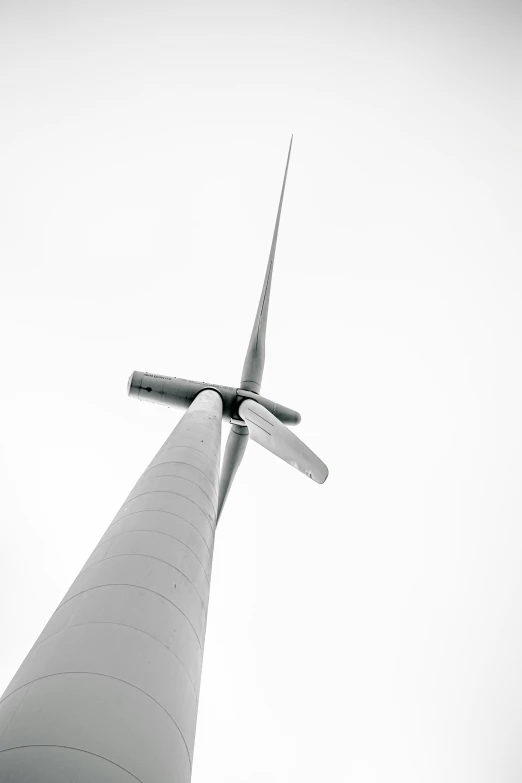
239;398;328;484
240;136;293;393
217;424;250;520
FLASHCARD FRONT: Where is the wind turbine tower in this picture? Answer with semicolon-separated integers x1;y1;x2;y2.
0;138;328;782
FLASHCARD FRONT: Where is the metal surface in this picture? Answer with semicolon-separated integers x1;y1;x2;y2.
128;371;300;426
128;371;237;421
239;397;328;484
0;389;222;783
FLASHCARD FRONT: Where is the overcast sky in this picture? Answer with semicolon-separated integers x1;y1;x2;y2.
1;1;522;781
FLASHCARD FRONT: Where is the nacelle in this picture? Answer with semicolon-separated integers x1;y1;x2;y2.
128;371;301;426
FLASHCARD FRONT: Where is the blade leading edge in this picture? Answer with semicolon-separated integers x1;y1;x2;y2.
240;136;293;394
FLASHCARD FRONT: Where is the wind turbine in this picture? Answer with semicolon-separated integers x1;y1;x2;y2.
129;136;327;515
0;138;327;782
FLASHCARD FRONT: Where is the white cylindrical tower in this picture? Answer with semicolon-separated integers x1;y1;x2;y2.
0;389;222;782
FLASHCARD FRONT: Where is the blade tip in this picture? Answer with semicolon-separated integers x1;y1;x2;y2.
318;466;329;484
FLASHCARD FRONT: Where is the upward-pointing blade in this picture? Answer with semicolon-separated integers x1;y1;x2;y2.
239;398;328;484
240;136;293;394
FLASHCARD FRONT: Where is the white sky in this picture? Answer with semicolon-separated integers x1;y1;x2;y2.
1;1;522;781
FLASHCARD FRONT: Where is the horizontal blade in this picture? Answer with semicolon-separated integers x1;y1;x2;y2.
239;398;328;484
217;424;249;520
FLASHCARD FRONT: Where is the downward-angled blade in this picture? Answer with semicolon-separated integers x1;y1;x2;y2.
240;136;293;394
239;398;328;484
217;424;249;520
